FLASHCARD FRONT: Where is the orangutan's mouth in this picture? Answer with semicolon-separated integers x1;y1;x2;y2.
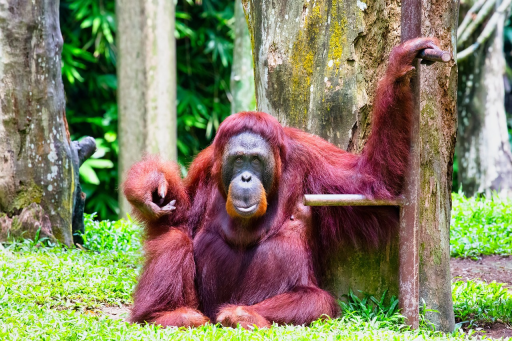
235;204;257;213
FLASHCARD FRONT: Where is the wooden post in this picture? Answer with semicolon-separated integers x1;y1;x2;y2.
303;44;452;328
399;0;422;329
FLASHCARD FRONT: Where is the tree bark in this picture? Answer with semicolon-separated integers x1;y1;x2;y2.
0;0;90;246
457;0;512;197
244;0;457;331
117;0;177;217
244;0;402;149
231;0;256;115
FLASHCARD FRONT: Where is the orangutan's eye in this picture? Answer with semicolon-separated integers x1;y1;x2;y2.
234;157;243;166
251;158;261;169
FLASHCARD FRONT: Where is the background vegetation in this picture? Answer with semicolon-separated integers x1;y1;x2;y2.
504;16;512;144
61;0;234;220
61;0;512;219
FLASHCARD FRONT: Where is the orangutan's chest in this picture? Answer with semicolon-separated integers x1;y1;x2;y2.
193;202;313;308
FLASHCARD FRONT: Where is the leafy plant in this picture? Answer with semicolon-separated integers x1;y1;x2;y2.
339;289;403;325
174;0;234;164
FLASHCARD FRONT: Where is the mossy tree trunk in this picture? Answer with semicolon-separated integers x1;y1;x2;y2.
231;0;256;115
457;0;512;197
244;0;457;331
0;0;92;246
117;0;177;217
245;0;401;149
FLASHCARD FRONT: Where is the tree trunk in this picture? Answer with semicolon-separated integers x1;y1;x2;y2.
117;0;177;217
231;0;256;115
244;0;457;331
0;0;90;246
457;0;512;197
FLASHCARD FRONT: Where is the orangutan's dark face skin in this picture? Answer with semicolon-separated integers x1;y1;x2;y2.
221;132;275;219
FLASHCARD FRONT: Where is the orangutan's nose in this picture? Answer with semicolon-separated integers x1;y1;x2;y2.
241;172;252;182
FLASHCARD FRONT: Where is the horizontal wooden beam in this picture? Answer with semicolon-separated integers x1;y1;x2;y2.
303;194;404;206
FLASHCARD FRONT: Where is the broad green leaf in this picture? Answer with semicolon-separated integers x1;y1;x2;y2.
79;163;100;185
84;159;114;169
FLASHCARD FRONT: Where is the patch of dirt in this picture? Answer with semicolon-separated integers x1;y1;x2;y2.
451;255;512;288
464;323;512;340
99;305;131;321
452;255;512;339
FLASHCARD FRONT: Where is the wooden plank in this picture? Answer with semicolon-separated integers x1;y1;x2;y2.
303;194;403;206
399;0;422;329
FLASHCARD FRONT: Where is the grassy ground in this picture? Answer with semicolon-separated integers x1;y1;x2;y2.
0;194;511;340
451;193;512;258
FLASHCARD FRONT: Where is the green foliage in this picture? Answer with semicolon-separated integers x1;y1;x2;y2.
0;305;476;341
450;193;512;258
338;289;403;325
452;280;512;327
451;152;459;194
502;16;512;147
61;0;235;220
174;0;234;162
81;213;141;252
60;0;119;220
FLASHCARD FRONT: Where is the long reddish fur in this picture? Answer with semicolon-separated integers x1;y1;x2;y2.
123;41;419;327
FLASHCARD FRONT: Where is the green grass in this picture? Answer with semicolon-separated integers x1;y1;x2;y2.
1;195;511;340
0;310;477;341
453;280;512;327
0;306;477;341
1;242;483;340
450;193;512;258
0;242;138;311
